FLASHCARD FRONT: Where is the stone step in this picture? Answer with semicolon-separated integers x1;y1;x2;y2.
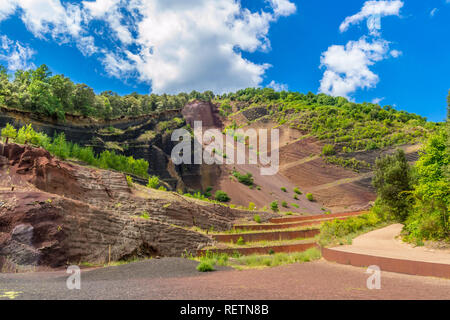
212;228;320;243
198;240;318;256
233;217;349;231
269;211;366;224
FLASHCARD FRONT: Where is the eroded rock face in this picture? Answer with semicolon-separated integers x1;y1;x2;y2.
0;107;199;190
0;143;250;271
182;100;223;129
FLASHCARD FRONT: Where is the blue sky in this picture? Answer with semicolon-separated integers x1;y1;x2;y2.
0;0;449;122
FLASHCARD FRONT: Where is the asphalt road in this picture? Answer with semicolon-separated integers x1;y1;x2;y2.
0;258;449;300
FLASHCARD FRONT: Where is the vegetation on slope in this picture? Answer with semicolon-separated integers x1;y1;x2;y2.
0;65;439;154
192;248;321;271
370;92;449;243
216;88;439;154
0;64;214;120
318;211;390;247
1;123;149;178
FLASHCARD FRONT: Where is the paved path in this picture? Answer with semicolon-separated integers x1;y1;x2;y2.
332;224;450;265
1;258;449;300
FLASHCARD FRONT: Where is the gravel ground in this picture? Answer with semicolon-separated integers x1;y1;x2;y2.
0;258;449;300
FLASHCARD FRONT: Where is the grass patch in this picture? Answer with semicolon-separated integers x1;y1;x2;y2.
193;248;321;270
318;211;391;247
197;260;215;272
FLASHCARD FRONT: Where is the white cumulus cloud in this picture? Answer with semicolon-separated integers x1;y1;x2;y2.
0;0;296;94
319;0;403;99
339;0;404;33
268;0;297;17
319;37;390;98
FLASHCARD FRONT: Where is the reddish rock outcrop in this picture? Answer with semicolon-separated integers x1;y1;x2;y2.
0;143;257;271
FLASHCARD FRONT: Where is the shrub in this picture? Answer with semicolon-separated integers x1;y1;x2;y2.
291;203;299;208
281;187;287;193
232;170;254;186
322;144;336;156
293;187;302;195
253;214;261;223
236;236;245;245
197;260;215;272
306;193;314;201
293;195;299;200
281;201;288;208
126;175;133;187
215;190;231;202
158;186;167;191
1;123;17;143
140;212;150;219
147;175;160;189
248;202;256;211
270;201;279;212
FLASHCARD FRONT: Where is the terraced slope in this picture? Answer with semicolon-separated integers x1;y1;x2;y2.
199;211;366;256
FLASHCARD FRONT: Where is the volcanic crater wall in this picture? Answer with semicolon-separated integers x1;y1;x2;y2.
0;102;221;191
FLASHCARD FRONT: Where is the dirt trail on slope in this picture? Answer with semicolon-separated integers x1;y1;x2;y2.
332;224;450;265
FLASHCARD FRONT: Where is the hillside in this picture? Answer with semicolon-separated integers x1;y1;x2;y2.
0;66;440;213
0;142;278;271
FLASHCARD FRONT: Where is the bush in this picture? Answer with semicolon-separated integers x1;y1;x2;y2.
322;144;335;156
281;187;287;192
281;201;288;208
147;175;160;189
236;236;245;245
248;202;256;211
126;175;133;187
1;123;17;143
215;190;230;202
232;170;254;186
253;214;261;223
197;260;215;272
270;201;279;212
306;193;314;201
293;187;302;195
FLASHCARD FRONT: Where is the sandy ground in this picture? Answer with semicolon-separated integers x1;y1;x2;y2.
332;224;450;265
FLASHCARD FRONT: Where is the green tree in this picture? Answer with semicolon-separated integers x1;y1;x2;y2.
405;129;449;239
1;123;17;144
73;84;95;116
270;201;279;212
372;149;414;221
